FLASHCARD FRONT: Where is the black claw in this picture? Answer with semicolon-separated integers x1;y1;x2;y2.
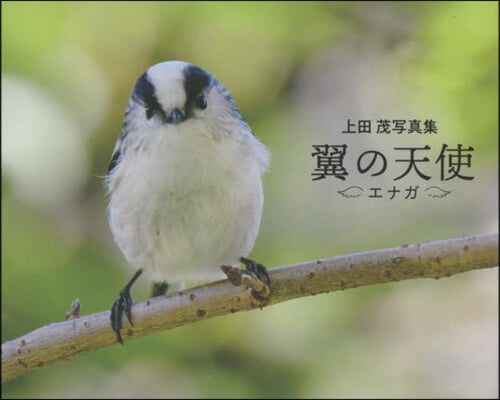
110;269;143;345
239;257;271;287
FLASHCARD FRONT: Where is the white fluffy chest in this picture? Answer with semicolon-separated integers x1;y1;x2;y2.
107;124;266;283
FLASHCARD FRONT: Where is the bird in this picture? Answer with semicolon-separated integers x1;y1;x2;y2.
105;61;271;344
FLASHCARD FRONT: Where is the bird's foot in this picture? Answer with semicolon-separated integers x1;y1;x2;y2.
110;269;143;345
221;257;271;302
110;287;134;345
240;257;270;287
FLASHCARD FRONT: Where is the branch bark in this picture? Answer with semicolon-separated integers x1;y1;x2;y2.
2;233;498;383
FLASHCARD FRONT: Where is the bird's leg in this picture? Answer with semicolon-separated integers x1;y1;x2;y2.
151;281;168;297
239;257;271;300
110;268;143;344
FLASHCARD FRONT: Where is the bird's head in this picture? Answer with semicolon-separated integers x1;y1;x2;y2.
127;61;245;133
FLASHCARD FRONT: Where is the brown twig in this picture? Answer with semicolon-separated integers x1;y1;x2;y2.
2;233;498;383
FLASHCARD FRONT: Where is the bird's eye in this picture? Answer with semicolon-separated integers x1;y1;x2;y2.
194;94;207;110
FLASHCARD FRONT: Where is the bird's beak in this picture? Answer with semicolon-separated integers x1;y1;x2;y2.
169;109;185;125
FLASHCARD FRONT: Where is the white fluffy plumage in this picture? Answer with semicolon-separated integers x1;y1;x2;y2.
106;61;270;285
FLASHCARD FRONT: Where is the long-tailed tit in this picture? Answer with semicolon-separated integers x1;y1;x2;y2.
106;61;270;343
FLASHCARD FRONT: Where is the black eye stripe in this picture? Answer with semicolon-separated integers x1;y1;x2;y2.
132;72;167;121
183;65;212;111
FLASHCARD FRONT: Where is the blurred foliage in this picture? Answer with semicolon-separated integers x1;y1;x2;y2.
2;1;498;398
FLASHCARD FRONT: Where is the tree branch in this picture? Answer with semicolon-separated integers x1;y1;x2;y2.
2;233;498;383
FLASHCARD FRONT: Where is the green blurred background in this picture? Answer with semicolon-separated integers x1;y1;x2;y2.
2;1;498;398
